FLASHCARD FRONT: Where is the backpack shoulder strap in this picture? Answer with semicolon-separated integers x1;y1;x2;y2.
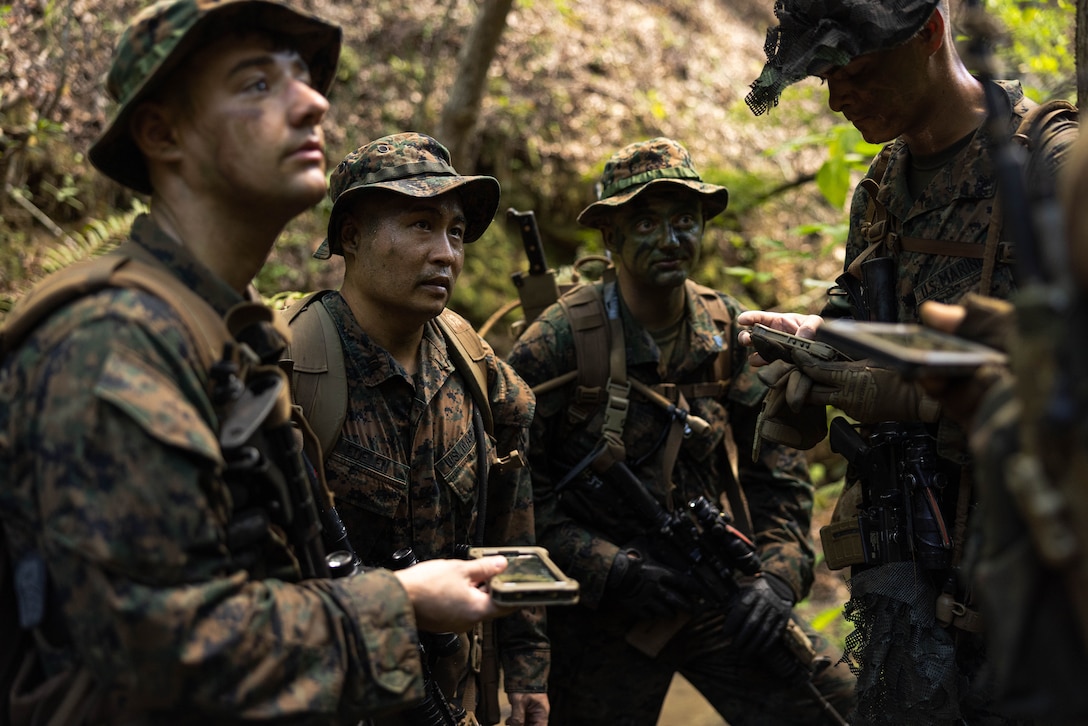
682;281;734;397
845;145;897;281
435;308;494;437
1;243;231;373
555;282;611;417
280;290;346;459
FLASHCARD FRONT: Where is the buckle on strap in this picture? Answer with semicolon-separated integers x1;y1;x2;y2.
601;378;631;442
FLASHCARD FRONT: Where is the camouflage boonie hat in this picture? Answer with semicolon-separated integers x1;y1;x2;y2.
577;137;729;230
745;0;939;115
89;0;342;194
315;132;501;259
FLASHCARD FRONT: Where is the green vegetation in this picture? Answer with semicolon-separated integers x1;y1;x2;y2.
2;0;1074;330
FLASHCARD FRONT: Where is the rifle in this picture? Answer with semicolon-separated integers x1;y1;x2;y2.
507;208;560;335
828;419;953;571
823;257;954;574
565;458;849;726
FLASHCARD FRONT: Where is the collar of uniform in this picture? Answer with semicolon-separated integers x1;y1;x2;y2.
322;291;456;400
322;291;405;387
128;213;245;317
614;281;728;375
877;80;1022;224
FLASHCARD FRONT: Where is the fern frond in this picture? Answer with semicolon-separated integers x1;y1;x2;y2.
39;202;147;276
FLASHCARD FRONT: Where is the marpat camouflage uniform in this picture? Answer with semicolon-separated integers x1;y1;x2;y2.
317;291;549;694
0;216;423;724
746;1;1079;721
509;140;856;725
293;132;549;723
836;81;1077;322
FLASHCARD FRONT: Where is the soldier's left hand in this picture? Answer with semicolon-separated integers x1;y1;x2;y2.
792;349;941;423
723;574;794;655
507;691;549;726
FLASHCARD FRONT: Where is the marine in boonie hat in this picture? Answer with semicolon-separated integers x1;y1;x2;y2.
314;132;501;260
577;137;729;230
745;0;940;115
89;0;342;194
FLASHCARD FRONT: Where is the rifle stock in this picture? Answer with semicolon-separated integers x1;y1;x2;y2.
507;208;560;331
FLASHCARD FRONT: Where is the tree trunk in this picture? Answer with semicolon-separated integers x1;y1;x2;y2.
437;0;515;172
1079;0;1087;107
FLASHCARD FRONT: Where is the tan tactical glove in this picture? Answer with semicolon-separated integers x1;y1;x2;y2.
753;360;828;459
791;349;942;424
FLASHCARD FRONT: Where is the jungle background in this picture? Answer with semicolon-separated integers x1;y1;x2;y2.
0;0;1079;722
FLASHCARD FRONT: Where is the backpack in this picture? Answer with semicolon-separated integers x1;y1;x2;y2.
0;242;237;726
280;290;495;460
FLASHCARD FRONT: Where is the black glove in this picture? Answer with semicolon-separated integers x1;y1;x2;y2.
722;573;794;655
605;548;698;620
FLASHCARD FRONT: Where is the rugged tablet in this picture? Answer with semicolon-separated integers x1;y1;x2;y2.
468;546;580;607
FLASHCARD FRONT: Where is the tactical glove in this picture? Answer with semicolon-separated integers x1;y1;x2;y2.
791;349;942;424
605;548;698;620
723;573;794;655
752;360;828;457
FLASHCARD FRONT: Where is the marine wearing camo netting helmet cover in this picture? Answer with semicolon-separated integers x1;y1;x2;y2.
577;136;729;228
314;132;500;259
89;0;341;193
745;0;939;115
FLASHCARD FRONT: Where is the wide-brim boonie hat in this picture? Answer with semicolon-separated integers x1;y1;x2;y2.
745;0;939;115
89;0;342;194
577;137;729;230
315;132;500;259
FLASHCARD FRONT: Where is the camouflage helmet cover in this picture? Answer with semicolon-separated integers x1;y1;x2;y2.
577;137;729;230
89;0;342;194
315;132;501;259
745;0;940;116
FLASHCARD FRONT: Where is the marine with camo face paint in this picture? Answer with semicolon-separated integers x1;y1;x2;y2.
507;137;857;726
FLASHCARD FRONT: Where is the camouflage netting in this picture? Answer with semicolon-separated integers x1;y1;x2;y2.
841;562;963;725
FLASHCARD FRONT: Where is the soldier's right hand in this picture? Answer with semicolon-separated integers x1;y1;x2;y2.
394;556;510;633
736;310;825;367
604;548;698;620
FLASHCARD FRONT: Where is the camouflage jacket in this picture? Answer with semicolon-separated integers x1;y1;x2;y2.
0;215;423;723
506;280;816;606
833;81;1076;322
317;292;549;692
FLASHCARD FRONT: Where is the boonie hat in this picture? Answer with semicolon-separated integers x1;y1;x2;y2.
577;137;729;230
89;0;342;194
315;132;501;259
745;0;940;115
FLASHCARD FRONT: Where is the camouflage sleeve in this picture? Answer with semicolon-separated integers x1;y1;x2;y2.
506;309;621;608
725;298;817;600
483;355;550;692
14;292;423;721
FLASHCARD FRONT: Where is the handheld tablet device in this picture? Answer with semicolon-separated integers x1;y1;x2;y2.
815;320;1008;377
749;323;846;364
468;546;580;607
